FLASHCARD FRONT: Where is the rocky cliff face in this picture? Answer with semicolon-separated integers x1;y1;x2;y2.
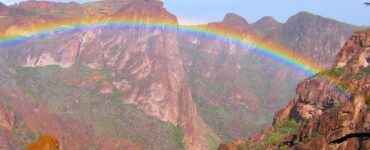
275;29;370;123
335;30;370;70
1;0;216;149
219;29;370;150
285;29;370;150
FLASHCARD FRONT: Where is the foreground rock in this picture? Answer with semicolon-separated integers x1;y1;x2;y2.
219;29;370;150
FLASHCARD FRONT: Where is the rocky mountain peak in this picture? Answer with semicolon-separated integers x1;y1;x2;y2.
254;16;279;26
335;29;370;72
251;16;281;36
0;1;6;7
284;11;337;32
223;13;249;26
17;0;80;9
0;2;9;16
114;0;177;23
15;0;83;15
287;11;319;21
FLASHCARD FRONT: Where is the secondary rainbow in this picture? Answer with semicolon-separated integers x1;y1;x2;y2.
0;16;324;76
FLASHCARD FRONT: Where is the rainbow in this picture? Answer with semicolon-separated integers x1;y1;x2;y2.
0;16;324;76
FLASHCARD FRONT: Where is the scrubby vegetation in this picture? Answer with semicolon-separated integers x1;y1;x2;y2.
355;66;370;79
10;65;185;150
365;94;370;111
237;119;300;150
317;67;344;78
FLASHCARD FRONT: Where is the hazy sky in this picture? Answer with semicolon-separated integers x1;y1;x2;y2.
2;0;370;26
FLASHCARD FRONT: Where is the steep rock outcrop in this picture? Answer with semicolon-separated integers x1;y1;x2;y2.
275;29;370;124
240;29;369;150
335;29;370;72
218;29;370;150
2;1;216;149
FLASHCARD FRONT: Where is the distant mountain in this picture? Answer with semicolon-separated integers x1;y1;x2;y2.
251;16;282;37
261;12;357;69
0;0;361;149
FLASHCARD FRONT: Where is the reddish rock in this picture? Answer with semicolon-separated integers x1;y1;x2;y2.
335;29;370;72
16;0;83;15
274;29;370;149
113;0;177;24
217;140;245;150
26;135;59;150
218;144;238;150
0;108;14;132
220;29;370;150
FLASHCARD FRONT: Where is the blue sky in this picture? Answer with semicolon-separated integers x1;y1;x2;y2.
2;0;370;26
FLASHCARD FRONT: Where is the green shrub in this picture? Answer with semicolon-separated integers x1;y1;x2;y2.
336;83;347;92
267;133;286;144
207;135;220;150
27;131;37;140
269;120;299;144
172;125;185;150
280;145;288;150
11;65;184;150
17;82;39;99
282;119;298;129
312;131;320;138
317;68;344;77
365;94;370;111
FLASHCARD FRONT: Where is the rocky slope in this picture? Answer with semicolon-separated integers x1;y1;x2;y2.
219;29;370;150
0;0;361;150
